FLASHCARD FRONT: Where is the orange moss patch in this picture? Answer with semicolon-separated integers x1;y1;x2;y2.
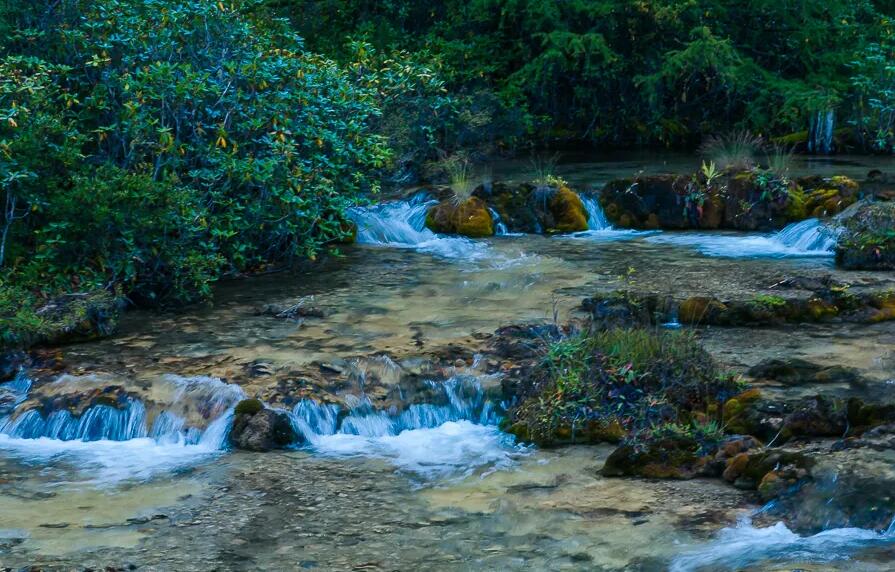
547;187;589;233
425;197;494;237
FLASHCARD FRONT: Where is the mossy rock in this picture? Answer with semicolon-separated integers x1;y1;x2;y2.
722;389;763;435
425;196;494;238
602;436;708;480
678;296;728;324
234;398;264;416
546;186;588;233
835;201;895;270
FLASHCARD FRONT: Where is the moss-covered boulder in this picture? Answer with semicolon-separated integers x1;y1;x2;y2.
791;175;860;219
504;327;742;447
835;201;895;270
1;290;122;352
229;399;298;451
425;196;494;238
599;169;800;231
602;435;708;479
473;181;588;234
599;175;694;229
721;450;813;498
547;186;588;232
722;170;795;230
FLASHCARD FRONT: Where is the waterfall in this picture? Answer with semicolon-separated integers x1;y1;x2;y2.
0;374;244;484
580;194;612;231
773;218;839;253
560;193;645;241
289;375;523;479
670;515;895;572
348;193;490;259
488;207;509;235
645;219;837;258
808;110;836;155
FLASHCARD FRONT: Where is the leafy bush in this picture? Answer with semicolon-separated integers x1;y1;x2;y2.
505;327;743;445
1;0;400;306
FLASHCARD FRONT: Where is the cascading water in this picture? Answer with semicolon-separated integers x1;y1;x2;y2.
0;374;243;484
580;194;612;231
669;515;895;572
348;193;489;259
562;193;647;241
645;218;838;258
289;375;524;480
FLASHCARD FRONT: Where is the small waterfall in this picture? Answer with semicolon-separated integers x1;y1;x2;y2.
289;376;522;479
773;218;839;253
580;194;612;231
348;193;490;259
646;219;837;258
670;515;895;572
488;207;509;236
290;376;499;442
0;374;243;483
808;110;835;155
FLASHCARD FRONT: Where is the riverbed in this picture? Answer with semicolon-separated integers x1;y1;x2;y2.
2;154;895;571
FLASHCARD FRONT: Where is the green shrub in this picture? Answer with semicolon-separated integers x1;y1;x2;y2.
506;327;743;445
1;0;401;305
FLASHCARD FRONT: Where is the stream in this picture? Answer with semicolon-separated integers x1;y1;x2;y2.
2;154;895;570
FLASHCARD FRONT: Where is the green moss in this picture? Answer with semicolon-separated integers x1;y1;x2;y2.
234;399;264;416
506;327;742;446
547;187;588;233
425;197;494;237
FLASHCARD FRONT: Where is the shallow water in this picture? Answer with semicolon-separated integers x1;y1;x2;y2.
4;155;895;569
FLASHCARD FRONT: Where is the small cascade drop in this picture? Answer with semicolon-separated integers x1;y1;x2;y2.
289;375;523;479
0;374;244;484
561;193;646;241
773;218;839;253
580;194;612;231
488;207;509;236
646;219;837;258
670;515;895;572
348;194;490;259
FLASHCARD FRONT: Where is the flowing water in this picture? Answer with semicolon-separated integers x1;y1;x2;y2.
3;155;895;570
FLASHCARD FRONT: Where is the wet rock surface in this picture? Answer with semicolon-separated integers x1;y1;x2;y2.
835;201;895;271
229;399;298;451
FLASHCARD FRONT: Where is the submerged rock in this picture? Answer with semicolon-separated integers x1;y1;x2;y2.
747;357;863;387
425;196;494;237
229;399;298;451
583;281;895;328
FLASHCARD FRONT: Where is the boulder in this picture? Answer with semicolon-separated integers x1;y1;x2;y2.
601;435;708;479
229;399;298;451
835;201;895;270
791;175;860;218
547;187;588;232
425;196;494;237
474;182;588;234
722;171;794;230
747;357;863;387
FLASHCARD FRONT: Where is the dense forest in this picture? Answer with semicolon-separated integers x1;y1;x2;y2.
2;0;895;341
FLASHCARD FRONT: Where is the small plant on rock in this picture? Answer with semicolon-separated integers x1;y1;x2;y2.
699;131;764;171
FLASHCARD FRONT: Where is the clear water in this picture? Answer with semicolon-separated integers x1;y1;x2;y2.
4;154;895;569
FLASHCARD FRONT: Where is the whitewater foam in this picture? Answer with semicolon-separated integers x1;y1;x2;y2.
645;218;837;258
349;194;490;259
290;376;525;480
670;516;895;571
